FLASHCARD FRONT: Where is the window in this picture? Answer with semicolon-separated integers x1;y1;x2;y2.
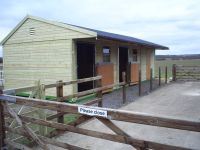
132;49;137;62
103;47;110;62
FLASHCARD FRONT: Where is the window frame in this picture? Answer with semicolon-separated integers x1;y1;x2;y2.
132;49;138;62
102;46;111;63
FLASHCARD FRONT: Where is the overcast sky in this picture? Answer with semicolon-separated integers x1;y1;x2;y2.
1;0;200;56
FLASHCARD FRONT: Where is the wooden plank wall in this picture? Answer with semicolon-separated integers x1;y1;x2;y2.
3;18;94;96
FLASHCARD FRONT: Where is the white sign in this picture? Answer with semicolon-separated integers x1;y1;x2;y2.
78;106;107;118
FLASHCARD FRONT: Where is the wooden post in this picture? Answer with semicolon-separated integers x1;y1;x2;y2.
165;66;168;84
0;89;6;149
96;78;103;107
56;80;64;123
122;72;127;104
139;70;141;96
150;68;153;92
172;64;176;81
158;67;161;86
127;62;131;85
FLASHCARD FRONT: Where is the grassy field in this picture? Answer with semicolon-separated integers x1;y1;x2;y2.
155;58;200;78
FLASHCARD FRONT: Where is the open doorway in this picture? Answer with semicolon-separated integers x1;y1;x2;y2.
77;43;95;92
119;47;128;82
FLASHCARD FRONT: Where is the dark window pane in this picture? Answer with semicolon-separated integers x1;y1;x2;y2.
103;47;110;62
133;49;137;62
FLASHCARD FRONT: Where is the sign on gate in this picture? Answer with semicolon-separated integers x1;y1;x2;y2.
78;106;107;118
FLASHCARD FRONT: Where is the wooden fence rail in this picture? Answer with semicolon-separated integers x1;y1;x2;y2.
172;65;200;81
56;81;126;102
175;65;200;81
3;75;127;106
2;95;199;132
0;94;199;150
3;76;102;94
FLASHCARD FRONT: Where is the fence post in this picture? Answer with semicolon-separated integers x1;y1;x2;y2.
97;78;103;107
56;80;64;123
122;72;127;104
0;89;6;149
158;67;161;86
172;64;176;81
127;62;131;85
139;70;141;96
150;68;153;92
165;66;168;84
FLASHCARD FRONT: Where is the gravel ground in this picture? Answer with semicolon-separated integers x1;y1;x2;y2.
102;79;168;109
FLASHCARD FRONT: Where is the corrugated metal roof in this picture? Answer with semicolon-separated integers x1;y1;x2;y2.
66;23;169;50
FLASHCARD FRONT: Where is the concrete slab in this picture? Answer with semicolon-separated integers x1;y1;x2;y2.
122;81;200;121
37;82;200;150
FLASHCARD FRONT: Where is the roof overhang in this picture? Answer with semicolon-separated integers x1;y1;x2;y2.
97;36;169;50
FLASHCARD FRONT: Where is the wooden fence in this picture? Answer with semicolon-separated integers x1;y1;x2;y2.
0;91;200;150
0;75;128;149
173;65;200;81
0;70;200;150
138;66;169;95
0;76;199;150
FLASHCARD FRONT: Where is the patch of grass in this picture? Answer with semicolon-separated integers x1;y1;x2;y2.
64;114;79;123
16;137;32;146
16;92;30;97
45;95;57;100
16;92;97;104
47;126;55;133
16;93;56;101
67;93;97;104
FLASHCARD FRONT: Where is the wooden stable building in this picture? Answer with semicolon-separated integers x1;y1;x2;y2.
0;15;168;95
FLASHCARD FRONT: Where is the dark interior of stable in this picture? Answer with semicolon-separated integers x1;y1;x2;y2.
77;43;95;92
119;47;128;82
